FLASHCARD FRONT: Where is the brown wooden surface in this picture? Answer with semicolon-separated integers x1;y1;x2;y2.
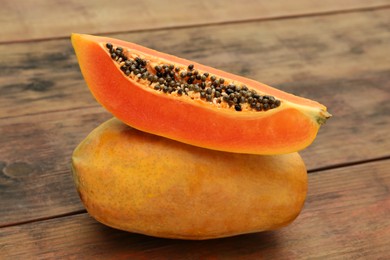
1;1;390;259
2;0;390;43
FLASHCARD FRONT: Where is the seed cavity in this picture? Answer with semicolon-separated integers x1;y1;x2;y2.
105;43;281;112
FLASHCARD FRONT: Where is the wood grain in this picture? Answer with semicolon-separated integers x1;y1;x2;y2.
1;159;389;259
1;0;390;43
0;108;110;227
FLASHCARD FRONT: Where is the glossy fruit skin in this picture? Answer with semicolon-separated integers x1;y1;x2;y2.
71;33;330;155
72;118;308;240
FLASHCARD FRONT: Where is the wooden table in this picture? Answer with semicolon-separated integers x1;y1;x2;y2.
1;1;389;259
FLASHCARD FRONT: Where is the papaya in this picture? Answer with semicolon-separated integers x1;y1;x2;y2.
72;118;308;240
71;33;331;155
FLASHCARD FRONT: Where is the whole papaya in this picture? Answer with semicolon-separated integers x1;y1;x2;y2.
72;118;307;240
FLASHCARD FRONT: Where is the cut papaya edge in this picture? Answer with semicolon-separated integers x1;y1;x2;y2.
71;33;332;155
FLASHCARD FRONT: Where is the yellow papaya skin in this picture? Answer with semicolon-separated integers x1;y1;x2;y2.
72;118;308;240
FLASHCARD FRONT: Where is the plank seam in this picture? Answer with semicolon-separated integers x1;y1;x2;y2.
308;155;390;173
0;209;87;229
1;4;390;45
0;105;100;121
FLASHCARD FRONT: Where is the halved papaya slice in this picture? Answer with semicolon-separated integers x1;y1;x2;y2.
71;33;331;155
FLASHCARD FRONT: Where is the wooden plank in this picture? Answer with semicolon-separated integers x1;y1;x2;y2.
1;0;390;43
1;160;389;259
0;108;111;227
0;38;94;118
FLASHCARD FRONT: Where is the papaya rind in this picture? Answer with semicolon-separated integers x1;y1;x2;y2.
71;33;330;155
72;118;308;240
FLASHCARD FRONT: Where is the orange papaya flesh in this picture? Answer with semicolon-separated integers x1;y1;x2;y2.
72;118;308;240
71;33;331;155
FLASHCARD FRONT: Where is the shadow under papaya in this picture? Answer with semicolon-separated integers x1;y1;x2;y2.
91;222;282;259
